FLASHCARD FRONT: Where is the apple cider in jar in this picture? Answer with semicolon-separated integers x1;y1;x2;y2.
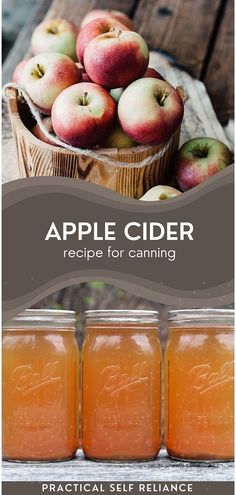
165;309;234;461
82;310;162;461
3;309;79;461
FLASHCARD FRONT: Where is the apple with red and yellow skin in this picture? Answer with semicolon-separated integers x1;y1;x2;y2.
81;9;133;30
20;52;81;115
76;18;129;65
176;137;232;191
12;59;30;83
118;78;184;145
51;82;116;148
140;185;182;201
31;18;79;61
101;121;135;148
31;117;57;146
144;67;165;80
84;30;149;89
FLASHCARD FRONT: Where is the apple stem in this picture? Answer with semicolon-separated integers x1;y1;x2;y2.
82;92;88;106
36;64;45;78
159;93;167;106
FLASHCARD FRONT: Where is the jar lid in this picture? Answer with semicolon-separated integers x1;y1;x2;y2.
85;309;159;323
168;308;234;327
3;309;76;329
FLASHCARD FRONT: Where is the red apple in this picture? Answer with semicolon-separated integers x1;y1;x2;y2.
31;117;57;146
176;137;232;191
51;82;116;148
144;67;165;80
31;18;79;61
76;18;129;65
81;9;133;30
84;30;149;89
20;52;82;115
12;59;30;83
140;185;182;201
118;78;184;145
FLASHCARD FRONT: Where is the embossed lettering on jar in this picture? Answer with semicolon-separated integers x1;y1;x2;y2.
82;310;162;461
165;309;234;461
2;309;79;461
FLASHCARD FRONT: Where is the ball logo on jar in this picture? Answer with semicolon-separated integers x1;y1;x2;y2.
12;361;61;396
100;361;151;396
189;361;234;394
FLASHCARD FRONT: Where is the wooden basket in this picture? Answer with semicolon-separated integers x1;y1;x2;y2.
6;87;180;199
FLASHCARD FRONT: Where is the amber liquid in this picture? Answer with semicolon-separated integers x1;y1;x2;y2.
82;324;162;461
2;329;79;461
165;326;234;461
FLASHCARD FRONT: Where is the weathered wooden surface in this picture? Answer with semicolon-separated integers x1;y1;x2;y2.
2;0;51;85
133;0;233;124
134;0;221;78
204;0;234;123
44;0;137;22
2;449;234;482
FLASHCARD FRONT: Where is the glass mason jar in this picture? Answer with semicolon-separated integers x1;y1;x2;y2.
165;309;234;462
82;310;162;461
2;309;79;462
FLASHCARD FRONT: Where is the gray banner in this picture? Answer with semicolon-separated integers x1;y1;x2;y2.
2;167;234;321
2;481;234;495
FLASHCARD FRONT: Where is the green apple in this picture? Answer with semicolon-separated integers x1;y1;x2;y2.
31;18;79;61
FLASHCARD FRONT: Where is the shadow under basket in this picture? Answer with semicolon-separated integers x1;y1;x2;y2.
6;87;181;199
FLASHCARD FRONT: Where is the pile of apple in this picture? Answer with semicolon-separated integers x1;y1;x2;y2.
12;10;184;151
12;9;232;196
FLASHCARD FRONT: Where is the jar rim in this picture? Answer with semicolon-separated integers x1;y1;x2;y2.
3;309;76;329
85;309;159;323
168;308;234;326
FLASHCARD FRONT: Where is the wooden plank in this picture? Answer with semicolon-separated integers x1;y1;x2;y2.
2;0;52;85
44;0;137;23
204;0;234;124
133;0;222;79
2;449;234;481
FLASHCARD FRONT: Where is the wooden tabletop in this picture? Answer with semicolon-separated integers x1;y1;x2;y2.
3;0;234;125
2;449;234;482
